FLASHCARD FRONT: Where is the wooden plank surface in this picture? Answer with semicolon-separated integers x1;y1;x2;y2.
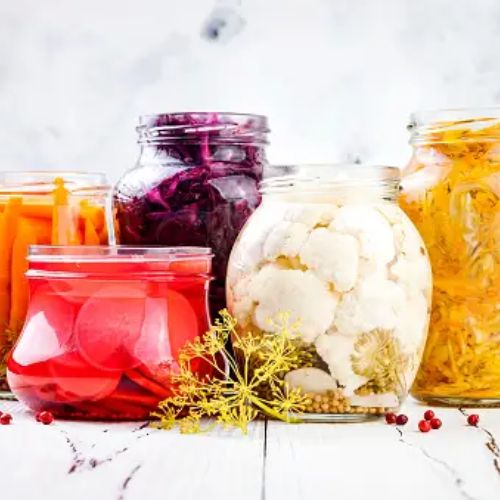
265;399;500;500
0;401;265;500
1;399;499;500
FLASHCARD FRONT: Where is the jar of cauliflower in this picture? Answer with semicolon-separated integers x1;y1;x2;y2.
226;165;432;422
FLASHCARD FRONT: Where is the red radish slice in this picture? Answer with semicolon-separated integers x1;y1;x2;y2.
48;262;148;304
137;363;175;391
13;287;76;366
49;280;102;305
132;289;198;389
167;289;200;358
49;351;120;401
75;285;146;372
125;369;173;399
104;390;160;408
133;289;198;366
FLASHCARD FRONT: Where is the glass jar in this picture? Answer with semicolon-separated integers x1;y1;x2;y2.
0;172;113;394
113;112;268;320
401;108;500;406
7;246;213;420
227;165;432;421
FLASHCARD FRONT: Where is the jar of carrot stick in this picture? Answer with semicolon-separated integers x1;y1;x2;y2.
0;171;113;395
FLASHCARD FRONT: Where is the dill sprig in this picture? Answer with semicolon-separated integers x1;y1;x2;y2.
152;310;309;434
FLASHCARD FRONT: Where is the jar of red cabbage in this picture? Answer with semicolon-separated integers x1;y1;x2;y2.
113;112;269;319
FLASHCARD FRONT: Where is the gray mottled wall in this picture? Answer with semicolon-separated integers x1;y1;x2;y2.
1;0;499;181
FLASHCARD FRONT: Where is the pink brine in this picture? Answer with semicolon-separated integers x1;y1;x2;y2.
7;246;213;420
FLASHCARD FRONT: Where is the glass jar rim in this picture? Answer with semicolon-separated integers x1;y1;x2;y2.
28;245;213;263
409;107;500;144
410;106;500;124
137;111;269;145
0;171;109;194
139;111;268;123
260;164;400;194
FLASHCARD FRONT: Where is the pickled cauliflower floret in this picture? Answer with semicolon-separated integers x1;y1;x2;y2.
333;277;406;336
229;274;255;322
282;204;338;228
329;205;395;264
285;367;337;393
393;221;426;260
357;256;388;280
394;293;429;353
315;333;368;396
248;264;337;343
299;228;359;291
262;221;309;260
376;203;406;226
229;207;285;273
390;255;432;297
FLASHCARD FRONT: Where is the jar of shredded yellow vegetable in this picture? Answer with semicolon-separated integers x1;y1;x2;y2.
0;171;113;396
401;109;500;406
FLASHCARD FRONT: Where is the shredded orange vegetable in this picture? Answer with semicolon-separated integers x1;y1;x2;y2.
401;120;500;402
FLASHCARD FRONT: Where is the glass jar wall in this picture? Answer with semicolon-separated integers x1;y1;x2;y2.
113;112;268;320
0;172;113;394
401;109;500;406
227;165;432;421
7;246;213;420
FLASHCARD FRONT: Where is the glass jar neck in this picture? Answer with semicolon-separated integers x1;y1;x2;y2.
260;165;400;203
409;108;500;145
137;113;268;167
137;112;269;147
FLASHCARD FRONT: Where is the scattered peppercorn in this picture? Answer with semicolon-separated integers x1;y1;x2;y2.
385;412;397;424
37;411;54;425
419;420;431;433
430;418;442;430
396;414;408;425
424;410;435;421
467;414;479;426
0;413;12;425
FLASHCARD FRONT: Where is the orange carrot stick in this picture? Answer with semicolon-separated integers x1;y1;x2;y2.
79;200;105;233
0;204;53;219
83;217;100;245
0;197;22;347
51;178;80;245
8;221;38;335
98;225;109;245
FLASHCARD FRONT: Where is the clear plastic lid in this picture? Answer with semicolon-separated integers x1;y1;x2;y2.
27;246;213;279
28;245;212;263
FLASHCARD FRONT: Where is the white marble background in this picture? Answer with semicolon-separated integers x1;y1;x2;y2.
1;0;500;182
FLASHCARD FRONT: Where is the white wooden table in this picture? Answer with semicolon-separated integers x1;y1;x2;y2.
0;399;498;500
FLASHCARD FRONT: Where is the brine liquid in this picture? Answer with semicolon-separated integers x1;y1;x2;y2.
401;124;500;404
7;260;211;419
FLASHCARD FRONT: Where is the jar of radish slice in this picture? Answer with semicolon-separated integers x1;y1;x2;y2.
7;246;213;420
